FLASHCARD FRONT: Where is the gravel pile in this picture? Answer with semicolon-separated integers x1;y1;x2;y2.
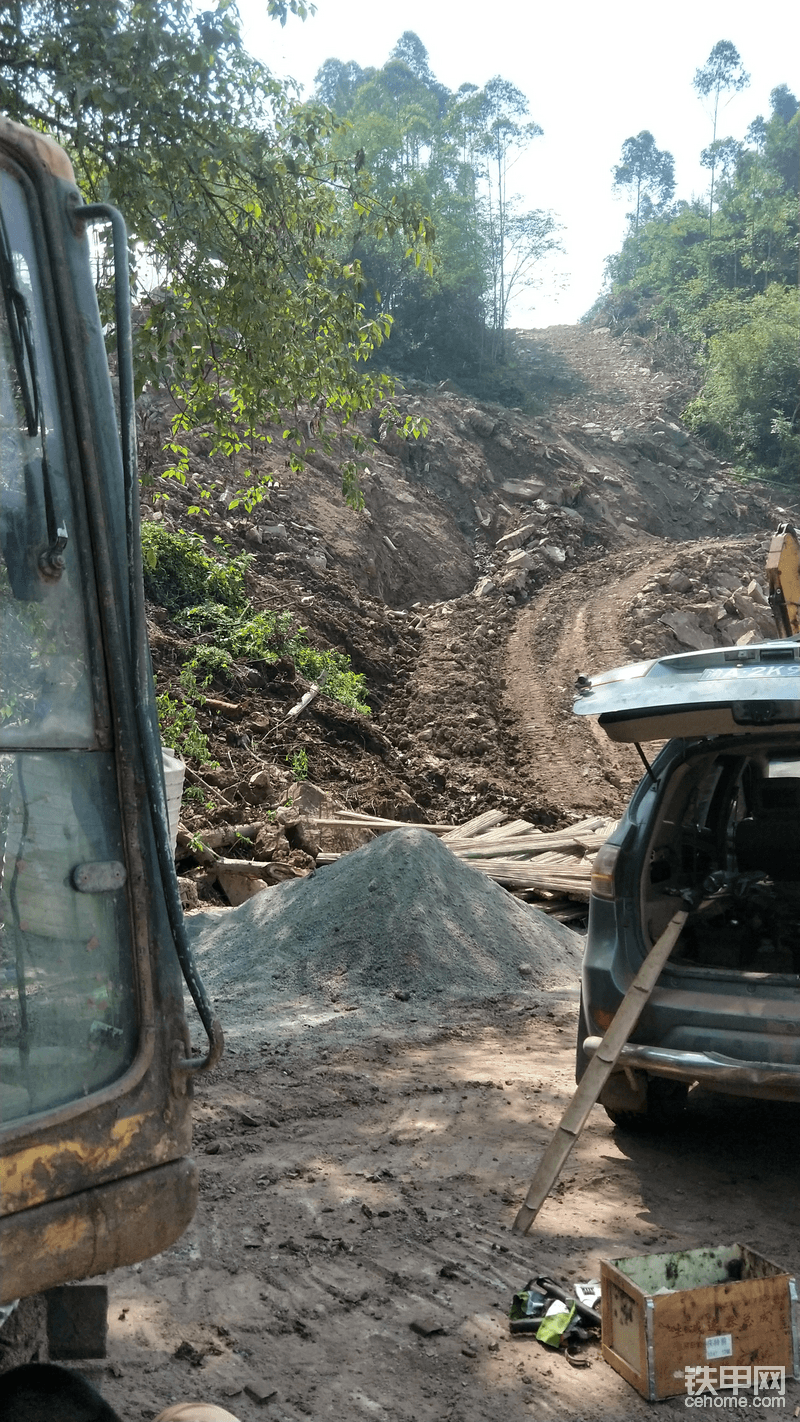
186;827;583;1047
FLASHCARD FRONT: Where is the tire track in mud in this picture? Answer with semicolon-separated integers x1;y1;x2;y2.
504;556;668;816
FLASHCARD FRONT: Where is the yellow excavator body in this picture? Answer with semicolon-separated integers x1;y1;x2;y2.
766;524;800;638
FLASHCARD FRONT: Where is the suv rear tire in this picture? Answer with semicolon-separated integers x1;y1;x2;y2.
605;1077;689;1131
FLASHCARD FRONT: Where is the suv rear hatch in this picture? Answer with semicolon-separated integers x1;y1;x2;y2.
574;641;800;742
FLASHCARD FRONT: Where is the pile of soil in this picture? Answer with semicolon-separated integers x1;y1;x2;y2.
187;827;582;1051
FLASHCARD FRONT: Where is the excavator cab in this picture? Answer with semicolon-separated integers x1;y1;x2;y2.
0;119;221;1309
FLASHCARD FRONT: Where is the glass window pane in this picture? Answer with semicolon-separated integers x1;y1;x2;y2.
0;165;93;747
0;752;137;1122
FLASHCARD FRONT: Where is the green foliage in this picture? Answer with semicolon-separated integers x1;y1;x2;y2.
176;602;294;659
596;52;798;483
1;1;434;507
287;748;309;780
683;286;800;481
156;688;216;765
184;644;234;685
613;132;675;239
292;644;370;713
310;35;560;387
140;524;252;612
175;600;371;713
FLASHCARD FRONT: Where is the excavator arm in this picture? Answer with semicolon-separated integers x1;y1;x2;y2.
766;524;800;638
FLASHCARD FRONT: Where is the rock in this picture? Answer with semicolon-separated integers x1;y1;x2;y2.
243;1379;278;1404
737;629;760;646
505;548;536;571
306;551;327;572
494;433;514;453
495;523;538;552
473;576;497;598
463;407;496;437
276;805;300;829
252;824;281;859
667;570;692;594
659;610;715;650
177;877;200;911
500;479;548;502
285;820;321;859
560;506;584;525
409;1315;448;1337
286;780;328;816
732;589;778;638
498;569;528;592
542;545;566;565
216;870;269;907
247;766;288;804
746;580;769;608
718;617;757;645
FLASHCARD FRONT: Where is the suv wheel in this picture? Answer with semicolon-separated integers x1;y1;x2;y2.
605;1077;689;1131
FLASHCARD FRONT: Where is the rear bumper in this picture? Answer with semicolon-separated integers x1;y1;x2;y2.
582;1036;800;1102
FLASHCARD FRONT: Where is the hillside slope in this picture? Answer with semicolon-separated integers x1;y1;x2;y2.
141;324;798;883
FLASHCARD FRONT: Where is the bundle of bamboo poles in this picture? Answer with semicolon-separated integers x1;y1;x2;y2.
315;808;617;903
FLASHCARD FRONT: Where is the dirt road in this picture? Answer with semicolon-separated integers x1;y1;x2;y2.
91;999;800;1422
504;554;662;814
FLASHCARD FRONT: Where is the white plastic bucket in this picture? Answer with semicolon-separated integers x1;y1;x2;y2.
161;746;186;854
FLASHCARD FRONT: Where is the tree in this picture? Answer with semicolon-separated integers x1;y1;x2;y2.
0;1;433;508
477;77;543;343
313;57;367;113
693;41;750;269
684;285;799;481
310;39;559;389
499;205;561;325
612;131;675;241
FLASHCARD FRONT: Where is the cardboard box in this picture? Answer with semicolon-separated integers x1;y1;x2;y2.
601;1244;799;1400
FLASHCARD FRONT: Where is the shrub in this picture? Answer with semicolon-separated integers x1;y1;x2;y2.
175;603;371;714
683;285;799;480
156;688;216;765
141;525;252;611
142;523;371;715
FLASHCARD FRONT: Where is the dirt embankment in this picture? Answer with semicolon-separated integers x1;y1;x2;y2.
145;324;798;874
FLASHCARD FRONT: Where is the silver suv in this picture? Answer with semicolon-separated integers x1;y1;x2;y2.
574;638;800;1125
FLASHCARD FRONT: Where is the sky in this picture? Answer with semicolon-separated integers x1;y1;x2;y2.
237;0;798;328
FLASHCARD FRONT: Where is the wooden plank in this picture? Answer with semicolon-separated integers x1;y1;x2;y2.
317;816;454;835
441;809;506;841
467;818;534;843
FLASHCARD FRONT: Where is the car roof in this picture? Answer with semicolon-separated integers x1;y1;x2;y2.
573;639;800;743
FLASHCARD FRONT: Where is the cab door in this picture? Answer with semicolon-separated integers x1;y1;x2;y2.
0;122;209;1303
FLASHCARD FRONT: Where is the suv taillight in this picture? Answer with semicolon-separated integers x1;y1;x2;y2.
590;842;621;900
